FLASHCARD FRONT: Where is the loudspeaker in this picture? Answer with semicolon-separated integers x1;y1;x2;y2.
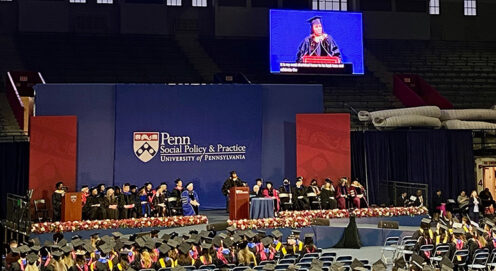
378;221;399;229
206;222;229;231
311;218;330;226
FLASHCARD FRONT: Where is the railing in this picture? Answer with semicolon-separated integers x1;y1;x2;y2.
5;72;25;130
378;180;429;207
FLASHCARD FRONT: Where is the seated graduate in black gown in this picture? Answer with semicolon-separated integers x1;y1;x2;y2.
296;16;341;63
320;178;337;209
292;177;309;210
52;181;65;221
84;187;102;220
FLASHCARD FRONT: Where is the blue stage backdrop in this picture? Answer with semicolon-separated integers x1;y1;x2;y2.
113;84;263;209
270;9;364;74
35;84;323;209
34;84;116;189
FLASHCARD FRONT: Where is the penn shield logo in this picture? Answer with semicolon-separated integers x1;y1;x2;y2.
133;132;159;162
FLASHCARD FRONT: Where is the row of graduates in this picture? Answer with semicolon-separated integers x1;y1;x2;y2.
249;177;367;211
410;212;496;264
79;179;198;221
6;228;318;271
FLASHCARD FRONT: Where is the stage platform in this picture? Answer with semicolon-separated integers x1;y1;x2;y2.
30;210;423;248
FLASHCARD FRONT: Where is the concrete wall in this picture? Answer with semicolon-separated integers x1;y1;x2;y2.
0;0;495;41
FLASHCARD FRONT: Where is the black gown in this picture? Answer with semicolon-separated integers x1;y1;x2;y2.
320;187;337;209
52;191;64;221
292;185;309;210
103;196;119;220
118;192;135;219
85;195;103;220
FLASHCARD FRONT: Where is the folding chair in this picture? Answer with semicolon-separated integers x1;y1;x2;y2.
336;255;353;262
302;252;320;259
278;258;296;265
381;236;400;264
451;249;469;270
321;252;337;258
467;251;489;271
34;199;50;222
430;244;451;267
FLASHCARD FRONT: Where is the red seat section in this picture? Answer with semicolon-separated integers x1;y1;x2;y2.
393;74;454;109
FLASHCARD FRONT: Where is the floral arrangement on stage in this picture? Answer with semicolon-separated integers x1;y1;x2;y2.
228;217;313;230
31;215;208;234
278;206;428;220
228;207;428;230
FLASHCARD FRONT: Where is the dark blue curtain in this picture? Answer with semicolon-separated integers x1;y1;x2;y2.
351;130;475;206
0;142;30;219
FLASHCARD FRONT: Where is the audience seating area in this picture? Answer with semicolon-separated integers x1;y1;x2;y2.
146;251;371;271
11;34;203;84
367;39;496;109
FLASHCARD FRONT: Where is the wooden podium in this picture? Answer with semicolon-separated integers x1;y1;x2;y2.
61;192;82;222
229;187;250;220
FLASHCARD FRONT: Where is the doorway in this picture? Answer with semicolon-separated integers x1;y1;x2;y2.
483;167;496;197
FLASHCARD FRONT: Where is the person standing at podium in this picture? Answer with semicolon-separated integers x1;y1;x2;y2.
296;16;341;63
52;181;65;221
182;182;199;216
222;171;244;212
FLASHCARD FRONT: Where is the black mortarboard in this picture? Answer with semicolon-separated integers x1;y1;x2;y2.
271;230;283;239
112;232;123;238
185;182;193;189
291;230;301;238
421;218;431;225
167;239;179;248
151;229;160;235
218;233;228;239
261;237;273;247
212;237;222;247
307;16;322;25
57;239;67;247
159;244;171;254
439;224;449;231
263;263;276;271
412;253;424;267
19;245;31;254
351;258;365;270
372;259;386;271
454;228;464;235
114;240;124;251
10;247;20;254
144;240;155;250
51;250;63;258
224;238;234;248
98;243;112;255
161;233;171;241
90;233;100;238
227;226;236;233
30;245;41;253
27;253;38;264
232;234;242;244
178;243;190;254
61;245;73;254
201;243;212;250
440;256;454;269
72;239;84;248
245;231;257;239
422;266;435;271
135;238;145;248
304;233;315;239
83;244;94;253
